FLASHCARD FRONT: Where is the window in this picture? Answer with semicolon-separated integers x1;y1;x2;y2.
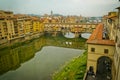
91;48;95;52
115;36;118;42
118;44;120;48
104;49;109;54
108;19;112;24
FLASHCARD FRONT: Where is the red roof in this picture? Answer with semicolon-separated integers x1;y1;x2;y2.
30;16;39;21
86;23;115;46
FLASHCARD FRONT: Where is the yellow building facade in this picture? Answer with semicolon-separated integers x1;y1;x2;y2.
0;17;8;44
86;7;120;80
85;22;117;80
32;17;40;34
102;8;120;80
0;10;45;44
0;10;17;43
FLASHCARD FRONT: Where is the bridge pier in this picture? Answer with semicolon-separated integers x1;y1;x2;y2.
75;32;81;38
52;31;57;37
79;33;81;37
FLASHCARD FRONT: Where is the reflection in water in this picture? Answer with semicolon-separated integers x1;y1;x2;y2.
0;48;20;75
64;32;75;38
81;33;91;39
0;38;46;75
0;35;86;80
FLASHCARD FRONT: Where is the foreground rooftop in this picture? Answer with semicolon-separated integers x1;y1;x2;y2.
86;23;115;46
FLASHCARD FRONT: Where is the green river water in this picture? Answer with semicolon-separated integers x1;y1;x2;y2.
0;34;87;80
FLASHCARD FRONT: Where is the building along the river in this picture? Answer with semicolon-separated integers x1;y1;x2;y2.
107;7;120;80
0;10;15;44
85;6;120;80
0;10;44;44
0;10;99;45
31;16;44;38
13;14;26;40
86;23;115;79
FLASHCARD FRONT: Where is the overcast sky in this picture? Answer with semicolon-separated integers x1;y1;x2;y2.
0;0;119;16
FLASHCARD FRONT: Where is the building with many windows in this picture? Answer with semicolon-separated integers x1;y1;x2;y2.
102;7;120;80
0;11;15;44
86;23;115;77
0;16;8;44
13;14;25;39
85;6;120;80
0;10;45;44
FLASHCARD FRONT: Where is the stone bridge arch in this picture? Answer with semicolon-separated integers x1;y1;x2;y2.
96;56;112;79
97;56;112;73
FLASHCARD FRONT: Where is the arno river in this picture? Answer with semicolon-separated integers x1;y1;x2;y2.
0;33;89;80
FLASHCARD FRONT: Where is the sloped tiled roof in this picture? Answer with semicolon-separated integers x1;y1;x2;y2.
86;23;115;46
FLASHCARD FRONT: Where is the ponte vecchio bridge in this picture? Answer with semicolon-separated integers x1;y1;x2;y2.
44;23;98;37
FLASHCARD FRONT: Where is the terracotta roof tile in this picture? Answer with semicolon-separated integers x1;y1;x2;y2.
108;15;117;19
0;16;5;18
31;16;39;21
87;23;115;46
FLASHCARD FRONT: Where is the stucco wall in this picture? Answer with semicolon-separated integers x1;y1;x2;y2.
87;44;115;73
